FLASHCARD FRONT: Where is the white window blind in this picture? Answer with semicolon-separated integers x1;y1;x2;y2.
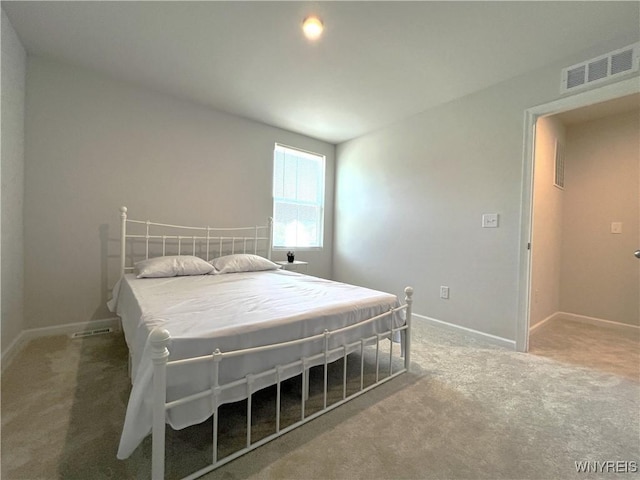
272;144;325;249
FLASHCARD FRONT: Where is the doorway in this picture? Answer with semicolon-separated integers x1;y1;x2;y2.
516;77;640;353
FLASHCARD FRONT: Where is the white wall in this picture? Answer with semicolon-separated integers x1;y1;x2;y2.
24;57;335;330
560;110;639;325
529;116;565;327
334;39;639;341
1;10;26;353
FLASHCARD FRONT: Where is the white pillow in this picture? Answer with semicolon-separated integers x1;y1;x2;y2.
210;254;280;274
135;255;214;278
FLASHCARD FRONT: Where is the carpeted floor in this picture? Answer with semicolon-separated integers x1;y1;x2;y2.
1;318;638;480
528;315;640;381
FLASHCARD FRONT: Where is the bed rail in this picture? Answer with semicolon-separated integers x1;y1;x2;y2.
149;287;413;480
119;206;273;277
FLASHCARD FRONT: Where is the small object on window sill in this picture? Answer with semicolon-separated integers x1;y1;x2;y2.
287;251;295;263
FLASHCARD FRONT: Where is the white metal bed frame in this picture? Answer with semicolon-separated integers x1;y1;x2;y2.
117;206;413;480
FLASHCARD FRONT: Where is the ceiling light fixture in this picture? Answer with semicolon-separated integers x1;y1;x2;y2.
302;15;323;41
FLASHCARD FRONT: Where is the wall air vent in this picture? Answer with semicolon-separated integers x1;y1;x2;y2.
553;140;565;189
561;42;640;94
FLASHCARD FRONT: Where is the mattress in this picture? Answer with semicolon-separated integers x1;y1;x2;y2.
109;269;404;459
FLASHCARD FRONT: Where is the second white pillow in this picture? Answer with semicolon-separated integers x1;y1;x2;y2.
210;254;280;274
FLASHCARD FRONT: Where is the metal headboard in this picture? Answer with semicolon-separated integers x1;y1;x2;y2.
119;206;273;277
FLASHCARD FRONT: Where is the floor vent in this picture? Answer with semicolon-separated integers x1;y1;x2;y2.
71;327;114;339
561;43;639;94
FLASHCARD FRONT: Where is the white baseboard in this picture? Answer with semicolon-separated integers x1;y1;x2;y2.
529;312;561;333
556;312;640;331
1;317;121;373
529;311;639;334
413;313;516;350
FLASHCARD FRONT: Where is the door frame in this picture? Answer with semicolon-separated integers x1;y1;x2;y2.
515;76;640;352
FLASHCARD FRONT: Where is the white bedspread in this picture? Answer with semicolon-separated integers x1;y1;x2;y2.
108;270;403;459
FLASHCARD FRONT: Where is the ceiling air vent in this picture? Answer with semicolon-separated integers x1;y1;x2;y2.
561;42;639;94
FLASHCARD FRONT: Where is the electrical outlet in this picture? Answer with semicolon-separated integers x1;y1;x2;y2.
611;222;622;234
440;286;449;299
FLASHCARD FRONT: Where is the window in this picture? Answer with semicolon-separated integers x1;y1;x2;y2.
272;144;325;249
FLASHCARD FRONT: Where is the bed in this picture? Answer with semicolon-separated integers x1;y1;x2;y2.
109;207;413;479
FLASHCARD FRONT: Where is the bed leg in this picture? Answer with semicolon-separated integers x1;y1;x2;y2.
403;287;413;372
150;328;171;480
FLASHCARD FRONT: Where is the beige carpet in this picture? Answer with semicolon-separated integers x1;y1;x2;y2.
529;315;640;381
2;318;639;480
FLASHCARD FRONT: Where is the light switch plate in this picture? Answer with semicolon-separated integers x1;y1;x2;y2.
482;213;499;228
611;222;622;234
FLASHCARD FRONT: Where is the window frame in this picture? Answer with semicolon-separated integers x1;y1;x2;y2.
272;143;326;251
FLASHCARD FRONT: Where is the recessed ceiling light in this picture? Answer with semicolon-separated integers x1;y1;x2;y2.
302;15;323;41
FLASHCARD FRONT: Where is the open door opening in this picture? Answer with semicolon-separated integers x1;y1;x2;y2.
516;77;640;353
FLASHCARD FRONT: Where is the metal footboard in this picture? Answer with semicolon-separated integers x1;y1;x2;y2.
149;287;414;480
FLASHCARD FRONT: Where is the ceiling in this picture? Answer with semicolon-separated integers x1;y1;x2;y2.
4;1;640;144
